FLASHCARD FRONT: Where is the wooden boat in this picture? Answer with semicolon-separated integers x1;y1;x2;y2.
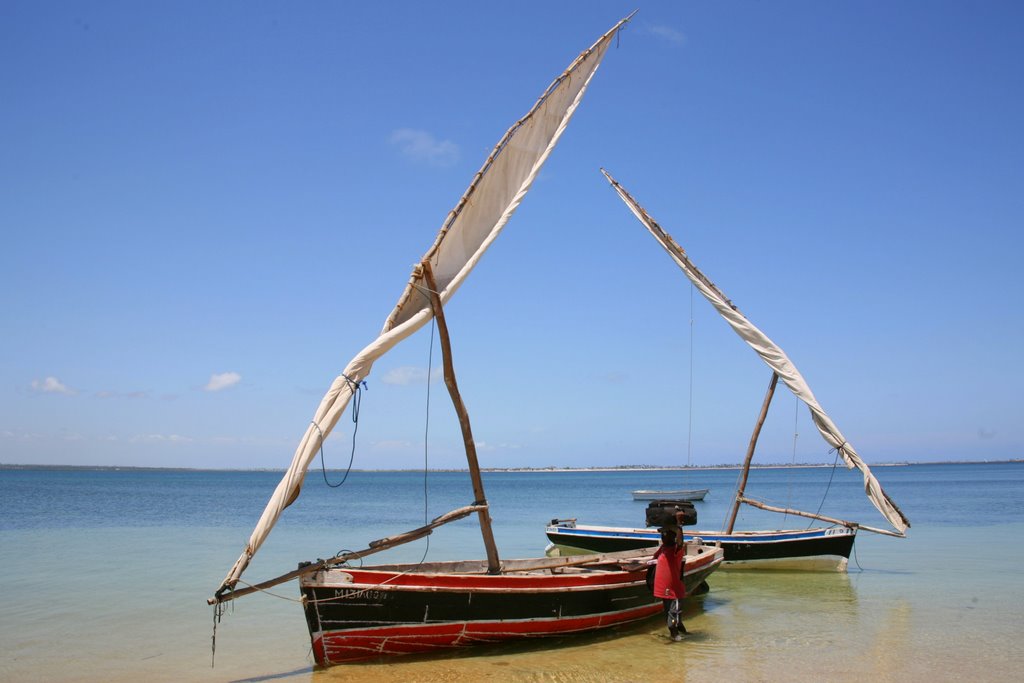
300;546;722;664
631;488;708;501
209;15;724;667
547;521;855;571
543;172;911;571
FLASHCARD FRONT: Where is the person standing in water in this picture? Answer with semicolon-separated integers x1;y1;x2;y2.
652;526;688;641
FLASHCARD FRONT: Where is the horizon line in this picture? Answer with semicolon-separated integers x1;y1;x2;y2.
1;459;1021;473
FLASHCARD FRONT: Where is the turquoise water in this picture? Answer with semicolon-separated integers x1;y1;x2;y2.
1;462;1022;681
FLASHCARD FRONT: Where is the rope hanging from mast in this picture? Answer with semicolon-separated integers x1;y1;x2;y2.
784;394;799;524
686;282;695;474
316;372;366;488
420;314;436;553
807;447;843;529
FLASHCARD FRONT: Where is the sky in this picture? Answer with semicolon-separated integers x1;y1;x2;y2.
2;1;1022;471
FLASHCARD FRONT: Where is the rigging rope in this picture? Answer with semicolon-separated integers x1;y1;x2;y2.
210;597;224;667
808;447;842;529
212;285;458;656
245;287;468;617
419;315;436;558
686;282;694;472
326;313;438;595
258;315;442;610
316;374;366;488
784;395;800;525
851;536;863;571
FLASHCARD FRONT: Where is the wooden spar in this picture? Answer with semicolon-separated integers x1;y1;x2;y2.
420;260;502;574
736;496;906;538
726;372;779;534
209;504;488;605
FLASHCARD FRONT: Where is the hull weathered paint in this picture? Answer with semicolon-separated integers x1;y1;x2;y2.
545;523;855;571
300;546;723;665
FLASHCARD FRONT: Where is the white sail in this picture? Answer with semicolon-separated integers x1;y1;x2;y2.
602;169;910;535
214;16;635;596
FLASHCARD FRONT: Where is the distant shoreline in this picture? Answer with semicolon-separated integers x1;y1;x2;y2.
1;460;1020;473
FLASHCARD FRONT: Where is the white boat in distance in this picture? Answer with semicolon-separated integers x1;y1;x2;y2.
631;488;708;501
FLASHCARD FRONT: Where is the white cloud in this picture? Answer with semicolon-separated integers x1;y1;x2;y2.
381;366;442;386
31;376;74;395
389;128;459;167
648;24;686;45
205;372;241;392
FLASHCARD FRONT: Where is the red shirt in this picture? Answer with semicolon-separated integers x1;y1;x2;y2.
652;543;686;600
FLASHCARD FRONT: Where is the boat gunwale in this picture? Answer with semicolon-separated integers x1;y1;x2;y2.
547;523;856;542
300;544;723;586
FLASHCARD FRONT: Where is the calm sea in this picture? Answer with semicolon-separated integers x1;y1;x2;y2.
1;462;1022;682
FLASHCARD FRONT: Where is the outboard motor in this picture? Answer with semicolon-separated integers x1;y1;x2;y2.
645;499;697;528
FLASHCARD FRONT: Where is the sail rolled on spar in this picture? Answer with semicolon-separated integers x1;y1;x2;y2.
601;169;910;536
213;16;635;598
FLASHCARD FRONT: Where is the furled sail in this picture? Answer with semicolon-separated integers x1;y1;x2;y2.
601;169;910;535
213;16;635;598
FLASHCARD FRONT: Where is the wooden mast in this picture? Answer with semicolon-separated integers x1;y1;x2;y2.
725;371;779;534
420;260;502;574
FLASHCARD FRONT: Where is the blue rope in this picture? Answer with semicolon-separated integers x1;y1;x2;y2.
808;447;842;528
317;374;367;488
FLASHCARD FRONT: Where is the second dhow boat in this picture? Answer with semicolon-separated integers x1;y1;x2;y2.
547;521;856;571
546;171;910;571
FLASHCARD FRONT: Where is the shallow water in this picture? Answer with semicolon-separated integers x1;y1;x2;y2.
1;463;1022;681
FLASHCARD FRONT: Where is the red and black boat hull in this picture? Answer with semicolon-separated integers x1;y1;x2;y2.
299;548;722;664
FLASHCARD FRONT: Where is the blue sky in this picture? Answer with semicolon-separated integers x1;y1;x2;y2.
2;1;1021;470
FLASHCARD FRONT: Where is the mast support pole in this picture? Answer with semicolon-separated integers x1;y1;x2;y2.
726;371;779;534
420;260;502;574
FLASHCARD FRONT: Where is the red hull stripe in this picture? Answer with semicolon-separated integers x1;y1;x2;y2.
338;570;642;590
313;603;662;664
326;552;720;592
